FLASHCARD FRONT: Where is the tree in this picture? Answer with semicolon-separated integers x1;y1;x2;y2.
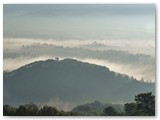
3;105;16;116
124;92;155;116
15;103;38;116
37;105;58;116
103;106;119;116
124;103;137;116
135;92;155;116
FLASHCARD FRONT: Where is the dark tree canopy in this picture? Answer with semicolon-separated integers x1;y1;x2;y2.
37;105;58;116
124;103;137;116
15;103;38;116
135;92;155;115
124;92;155;116
103;106;120;116
3;103;79;116
3;92;155;116
3;105;16;116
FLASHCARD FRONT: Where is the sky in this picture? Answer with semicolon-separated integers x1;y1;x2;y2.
3;4;155;82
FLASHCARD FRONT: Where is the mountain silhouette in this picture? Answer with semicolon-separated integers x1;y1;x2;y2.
3;58;154;107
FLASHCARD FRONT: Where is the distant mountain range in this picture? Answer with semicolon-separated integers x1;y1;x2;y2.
3;58;155;109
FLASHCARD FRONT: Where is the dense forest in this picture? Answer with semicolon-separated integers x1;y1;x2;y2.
4;59;154;106
4;92;155;116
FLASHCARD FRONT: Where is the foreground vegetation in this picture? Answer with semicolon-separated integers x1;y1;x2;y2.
4;92;155;116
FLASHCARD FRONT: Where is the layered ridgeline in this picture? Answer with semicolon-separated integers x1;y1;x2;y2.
4;58;154;110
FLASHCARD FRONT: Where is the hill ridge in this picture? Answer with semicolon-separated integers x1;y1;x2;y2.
4;58;154;109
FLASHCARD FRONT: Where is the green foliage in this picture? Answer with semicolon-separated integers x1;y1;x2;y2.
72;101;124;116
37;105;58;116
4;59;154;106
3;105;16;116
3;103;79;116
3;92;155;116
124;103;137;116
15;103;38;116
72;101;102;116
103;106;120;116
124;92;155;116
135;92;155;116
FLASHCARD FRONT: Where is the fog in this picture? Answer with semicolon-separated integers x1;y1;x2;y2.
3;38;155;82
3;4;155;82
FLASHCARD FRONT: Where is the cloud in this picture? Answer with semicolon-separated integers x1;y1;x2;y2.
4;38;155;56
82;58;155;82
3;56;53;71
3;38;155;82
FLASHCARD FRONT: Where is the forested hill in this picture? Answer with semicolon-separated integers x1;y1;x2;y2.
4;58;154;108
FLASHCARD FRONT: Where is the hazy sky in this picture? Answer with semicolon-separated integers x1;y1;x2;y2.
4;4;155;40
3;4;155;82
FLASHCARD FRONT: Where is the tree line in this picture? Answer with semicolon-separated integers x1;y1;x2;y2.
103;92;155;116
3;104;79;116
4;92;155;116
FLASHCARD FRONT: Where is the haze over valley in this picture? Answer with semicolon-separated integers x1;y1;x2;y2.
3;4;155;114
